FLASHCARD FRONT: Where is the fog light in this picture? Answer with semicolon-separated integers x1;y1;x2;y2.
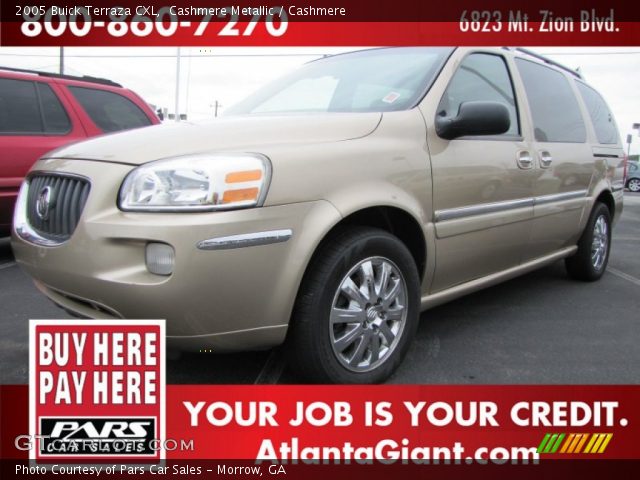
145;243;175;276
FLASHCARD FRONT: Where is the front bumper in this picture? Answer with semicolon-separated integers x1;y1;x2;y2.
12;158;341;352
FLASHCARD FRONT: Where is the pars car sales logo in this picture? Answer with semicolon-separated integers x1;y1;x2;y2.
29;320;165;461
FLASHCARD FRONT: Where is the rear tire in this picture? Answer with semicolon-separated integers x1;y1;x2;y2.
286;226;420;384
565;202;611;281
627;178;640;192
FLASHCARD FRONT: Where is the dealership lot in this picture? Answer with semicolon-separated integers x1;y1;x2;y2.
1;193;639;385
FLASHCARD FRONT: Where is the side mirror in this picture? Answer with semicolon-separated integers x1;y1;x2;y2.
435;101;511;140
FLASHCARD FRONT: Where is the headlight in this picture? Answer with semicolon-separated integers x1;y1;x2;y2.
118;153;271;212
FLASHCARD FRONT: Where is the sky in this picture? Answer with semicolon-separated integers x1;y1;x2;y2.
1;46;639;154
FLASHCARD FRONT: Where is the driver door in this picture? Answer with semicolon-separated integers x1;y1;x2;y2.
424;52;536;292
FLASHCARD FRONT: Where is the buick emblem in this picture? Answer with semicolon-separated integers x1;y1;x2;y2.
36;186;53;221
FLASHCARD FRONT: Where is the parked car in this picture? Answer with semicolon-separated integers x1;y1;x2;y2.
0;67;160;236
12;47;625;383
627;161;640;192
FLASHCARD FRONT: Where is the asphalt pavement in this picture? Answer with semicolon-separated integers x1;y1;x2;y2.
1;193;639;385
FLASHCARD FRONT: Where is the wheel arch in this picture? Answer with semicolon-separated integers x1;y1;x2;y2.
595;189;615;217
303;205;428;283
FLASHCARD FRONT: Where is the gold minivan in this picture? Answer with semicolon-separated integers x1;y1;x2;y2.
12;47;626;383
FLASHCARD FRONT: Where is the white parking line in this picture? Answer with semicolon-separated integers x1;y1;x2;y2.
0;262;16;270
254;348;286;385
613;235;640;241
608;267;640;287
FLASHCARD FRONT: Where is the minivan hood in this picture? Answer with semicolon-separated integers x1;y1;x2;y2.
43;112;382;165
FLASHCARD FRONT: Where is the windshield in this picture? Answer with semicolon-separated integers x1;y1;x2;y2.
226;47;453;115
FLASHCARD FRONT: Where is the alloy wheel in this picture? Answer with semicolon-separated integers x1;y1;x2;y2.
329;256;408;372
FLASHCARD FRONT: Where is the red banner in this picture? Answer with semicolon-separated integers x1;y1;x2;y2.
2;21;639;47
2;1;640;46
3;384;640;461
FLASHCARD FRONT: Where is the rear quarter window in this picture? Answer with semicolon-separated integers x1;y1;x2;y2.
515;58;586;143
37;83;71;133
0;78;42;133
68;86;151;133
576;82;619;145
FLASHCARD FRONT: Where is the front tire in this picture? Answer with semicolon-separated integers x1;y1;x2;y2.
565;202;611;281
286;227;420;384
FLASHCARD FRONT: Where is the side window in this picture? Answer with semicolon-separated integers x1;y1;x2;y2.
576;82;619;145
0;78;42;133
68;86;151;133
515;59;586;143
37;83;71;134
438;53;519;136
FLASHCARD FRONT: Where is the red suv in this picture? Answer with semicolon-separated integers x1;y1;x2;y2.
0;67;160;236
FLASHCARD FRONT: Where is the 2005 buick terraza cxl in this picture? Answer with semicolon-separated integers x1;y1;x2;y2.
12;47;626;383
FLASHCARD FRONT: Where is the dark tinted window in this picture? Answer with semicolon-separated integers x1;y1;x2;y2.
68;86;151;132
0;78;42;133
438;53;519;136
37;83;71;133
576;82;619;145
516;59;586;143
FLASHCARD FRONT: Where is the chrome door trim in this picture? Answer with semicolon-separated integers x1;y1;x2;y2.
533;190;587;205
434;198;533;222
434;190;588;222
197;229;293;250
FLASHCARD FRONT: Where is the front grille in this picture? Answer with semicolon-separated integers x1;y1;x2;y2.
26;174;90;242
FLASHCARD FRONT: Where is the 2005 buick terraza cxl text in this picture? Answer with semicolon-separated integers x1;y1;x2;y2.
12;47;626;383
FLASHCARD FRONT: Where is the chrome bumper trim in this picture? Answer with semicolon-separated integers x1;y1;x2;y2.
197;229;293;250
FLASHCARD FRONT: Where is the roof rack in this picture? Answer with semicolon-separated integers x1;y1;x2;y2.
0;66;122;87
503;47;582;79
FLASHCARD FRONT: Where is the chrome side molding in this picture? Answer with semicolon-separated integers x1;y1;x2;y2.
435;190;588;222
435;198;533;222
197;229;293;251
534;189;587;205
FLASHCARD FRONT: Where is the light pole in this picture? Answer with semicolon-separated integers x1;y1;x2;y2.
174;47;181;122
631;123;640;159
211;100;222;118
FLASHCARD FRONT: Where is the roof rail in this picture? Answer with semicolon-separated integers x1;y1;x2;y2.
0;66;123;87
506;47;583;79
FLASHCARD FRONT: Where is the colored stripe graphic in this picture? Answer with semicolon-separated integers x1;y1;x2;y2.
544;434;559;453
537;433;551;453
597;434;613;453
584;434;599;453
559;433;575;453
539;433;613;454
573;433;589;453
550;433;565;453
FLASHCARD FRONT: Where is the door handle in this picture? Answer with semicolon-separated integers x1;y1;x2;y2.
539;151;553;168
516;151;533;169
